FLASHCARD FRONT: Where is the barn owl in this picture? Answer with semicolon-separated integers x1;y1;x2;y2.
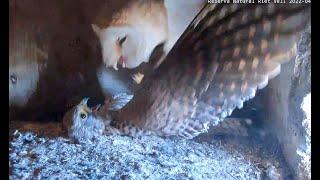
91;0;205;71
9;6;48;107
64;4;310;141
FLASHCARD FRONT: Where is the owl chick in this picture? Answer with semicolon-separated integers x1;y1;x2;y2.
63;95;136;142
62;98;107;142
63;96;208;142
92;0;205;70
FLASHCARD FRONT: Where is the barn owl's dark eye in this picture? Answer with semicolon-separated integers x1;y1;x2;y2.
118;36;127;46
10;74;17;84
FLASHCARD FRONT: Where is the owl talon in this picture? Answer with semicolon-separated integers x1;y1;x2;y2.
131;72;144;84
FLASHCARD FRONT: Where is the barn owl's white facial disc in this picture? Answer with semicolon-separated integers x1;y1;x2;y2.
95;26;146;70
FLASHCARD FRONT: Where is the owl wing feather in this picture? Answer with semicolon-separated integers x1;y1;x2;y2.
116;3;310;138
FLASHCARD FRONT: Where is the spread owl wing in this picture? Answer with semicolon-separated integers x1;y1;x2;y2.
116;4;310;138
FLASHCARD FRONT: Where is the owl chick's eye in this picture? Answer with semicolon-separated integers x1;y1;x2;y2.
80;112;87;119
118;36;127;46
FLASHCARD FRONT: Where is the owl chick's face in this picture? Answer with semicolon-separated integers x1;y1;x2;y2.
63;98;106;142
92;24;145;70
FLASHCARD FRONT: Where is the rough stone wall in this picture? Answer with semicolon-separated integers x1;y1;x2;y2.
262;26;311;180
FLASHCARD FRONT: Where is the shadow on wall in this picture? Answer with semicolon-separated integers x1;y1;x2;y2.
9;0;130;121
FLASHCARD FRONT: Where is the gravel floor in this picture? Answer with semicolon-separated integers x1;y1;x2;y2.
10;130;264;180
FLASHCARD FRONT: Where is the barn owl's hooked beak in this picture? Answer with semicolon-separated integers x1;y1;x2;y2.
112;63;118;71
111;56;127;70
119;56;126;68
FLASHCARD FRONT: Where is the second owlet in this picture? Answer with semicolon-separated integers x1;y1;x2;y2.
63;4;310;141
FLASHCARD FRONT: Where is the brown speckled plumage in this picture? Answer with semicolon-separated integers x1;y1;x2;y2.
114;4;310;139
65;4;310;140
